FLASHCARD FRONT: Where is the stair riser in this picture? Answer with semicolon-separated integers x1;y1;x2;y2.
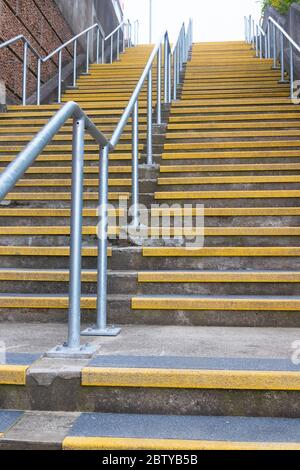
155;198;300;208
0;235;298;247
1;215;298;227
0;280;297;296
1;305;300;327
2;380;300;418
157;183;300;191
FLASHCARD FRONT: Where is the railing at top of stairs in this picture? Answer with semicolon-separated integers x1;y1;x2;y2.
0;19;139;106
0;19;193;358
245;14;300;99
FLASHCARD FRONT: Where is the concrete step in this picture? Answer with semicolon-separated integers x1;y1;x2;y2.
2;410;300;450
0;269;299;296
1;323;300;420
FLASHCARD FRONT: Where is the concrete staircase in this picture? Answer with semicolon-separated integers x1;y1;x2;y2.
1;41;300;450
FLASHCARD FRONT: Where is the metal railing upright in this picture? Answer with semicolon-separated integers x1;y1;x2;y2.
0;19;134;106
245;14;300;98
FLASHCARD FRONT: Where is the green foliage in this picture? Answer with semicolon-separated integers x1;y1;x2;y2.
261;0;300;14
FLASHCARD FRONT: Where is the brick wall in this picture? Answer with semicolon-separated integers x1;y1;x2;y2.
0;0;76;103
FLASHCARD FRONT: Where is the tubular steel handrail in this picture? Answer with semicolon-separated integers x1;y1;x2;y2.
0;101;109;357
0;19;134;106
245;14;300;98
0;21;193;356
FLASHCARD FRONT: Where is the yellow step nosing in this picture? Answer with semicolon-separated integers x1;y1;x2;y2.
155;190;300;200
81;367;300;390
159;163;300;173
142;247;300;257
62;436;300;451
138;271;300;283
0;246;112;256
0;365;28;385
158;176;300;185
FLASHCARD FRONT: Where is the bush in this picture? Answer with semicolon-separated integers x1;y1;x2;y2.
261;0;300;14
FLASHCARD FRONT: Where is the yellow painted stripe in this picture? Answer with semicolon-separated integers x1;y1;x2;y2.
82;367;300;390
168;114;300;123
166;130;300;139
0;246;112;256
14;178;131;188
4;192;129;201
0;208;124;217
143;247;300;257
159;163;300;173
138;272;300;283
1;226;298;236
170;106;300;114
0;365;27;385
164;141;300;150
0;269;98;282
158;175;300;185
62;436;300;451
173;98;291;106
168;122;300;130
0;296;97;309
151;207;300;217
155;190;300;200
161;150;300;160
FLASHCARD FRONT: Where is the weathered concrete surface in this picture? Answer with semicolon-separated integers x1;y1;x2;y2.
0;411;79;450
0;323;299;358
1;325;300;416
54;0;120;39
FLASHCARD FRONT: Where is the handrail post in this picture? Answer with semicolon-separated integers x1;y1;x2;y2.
255;25;259;57
96;28;100;64
58;50;62;103
132;100;139;226
49;116;98;356
259;29;262;59
164;36;169;103
102;38;105;64
110;34;113;63
22;41;28;106
173;46;177;100
81;145;121;337
86;31;90;73
73;40;77;88
267;21;271;59
157;45;162;124
168;46;172;103
272;22;277;69
37;59;41;105
290;43;294;100
117;29;120;60
147;69;153;165
279;32;288;83
122;23;125;52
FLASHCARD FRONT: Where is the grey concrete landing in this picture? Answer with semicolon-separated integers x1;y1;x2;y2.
1;323;300;361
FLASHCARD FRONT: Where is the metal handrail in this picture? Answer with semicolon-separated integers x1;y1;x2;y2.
81;21;193;338
38;20;130;105
0;20;193;355
0;35;42;106
0;101;109;356
0;19;133;106
245;15;300;98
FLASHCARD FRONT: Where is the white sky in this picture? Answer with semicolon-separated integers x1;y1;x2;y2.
124;0;262;44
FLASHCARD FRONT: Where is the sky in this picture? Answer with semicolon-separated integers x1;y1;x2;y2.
123;0;262;44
